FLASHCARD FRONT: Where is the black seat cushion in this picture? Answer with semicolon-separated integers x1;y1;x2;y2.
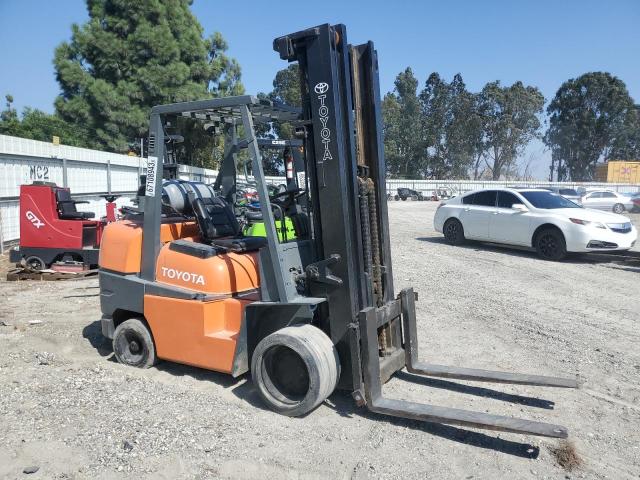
55;188;94;220
59;211;95;220
191;197;267;253
206;197;241;237
192;196;241;240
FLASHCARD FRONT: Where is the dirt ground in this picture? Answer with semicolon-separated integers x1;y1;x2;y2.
1;202;639;480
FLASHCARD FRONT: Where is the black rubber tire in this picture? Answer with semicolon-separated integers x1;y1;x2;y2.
113;318;157;368
251;324;340;417
612;203;625;214
24;256;46;271
394;195;399;201
443;218;465;245
535;228;567;261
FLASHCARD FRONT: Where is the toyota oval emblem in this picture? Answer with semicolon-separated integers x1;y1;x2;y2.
314;82;329;94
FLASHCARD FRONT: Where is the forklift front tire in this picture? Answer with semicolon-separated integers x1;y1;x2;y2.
251;324;340;417
113;318;157;369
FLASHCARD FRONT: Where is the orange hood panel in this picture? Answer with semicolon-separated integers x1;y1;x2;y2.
155;242;260;294
99;220;199;274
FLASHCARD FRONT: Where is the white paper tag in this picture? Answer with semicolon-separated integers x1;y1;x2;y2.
296;171;306;189
145;156;158;197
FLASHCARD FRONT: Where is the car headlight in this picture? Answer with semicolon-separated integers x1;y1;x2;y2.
570;218;606;229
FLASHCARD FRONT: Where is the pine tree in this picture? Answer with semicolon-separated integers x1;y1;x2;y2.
54;0;243;154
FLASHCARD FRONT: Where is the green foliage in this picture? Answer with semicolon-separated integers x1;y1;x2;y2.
419;73;483;179
269;64;302;107
54;0;243;162
478;81;545;180
0;95;89;147
383;68;424;178
253;64;303;175
546;72;639;181
609;106;640;160
383;71;543;180
267;63;301;140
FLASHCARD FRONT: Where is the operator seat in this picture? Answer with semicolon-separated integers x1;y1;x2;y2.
55;188;95;220
191;196;266;253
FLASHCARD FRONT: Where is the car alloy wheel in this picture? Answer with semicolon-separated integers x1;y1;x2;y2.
613;203;625;214
539;234;557;257
445;222;458;240
536;228;567;261
443;218;465;245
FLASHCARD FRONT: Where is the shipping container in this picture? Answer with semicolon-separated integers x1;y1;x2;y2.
594;161;640;183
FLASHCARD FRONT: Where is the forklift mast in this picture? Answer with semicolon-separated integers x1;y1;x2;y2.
274;24;403;391
273;24;579;437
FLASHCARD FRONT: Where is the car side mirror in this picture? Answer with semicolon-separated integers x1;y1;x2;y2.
512;203;528;212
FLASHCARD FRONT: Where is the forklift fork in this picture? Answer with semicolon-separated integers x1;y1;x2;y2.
359;288;580;438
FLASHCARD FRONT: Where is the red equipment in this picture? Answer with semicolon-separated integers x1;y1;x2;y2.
103;195;120;222
9;182;118;270
284;147;294;180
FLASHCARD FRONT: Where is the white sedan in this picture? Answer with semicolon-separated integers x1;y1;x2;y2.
434;188;637;260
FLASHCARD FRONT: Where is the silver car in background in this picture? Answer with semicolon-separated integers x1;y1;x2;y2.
540;187;581;203
580;190;634;213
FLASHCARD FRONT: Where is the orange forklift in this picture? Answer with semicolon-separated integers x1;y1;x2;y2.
98;24;579;436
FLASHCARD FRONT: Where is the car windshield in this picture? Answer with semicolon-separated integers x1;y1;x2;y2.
519;191;581;209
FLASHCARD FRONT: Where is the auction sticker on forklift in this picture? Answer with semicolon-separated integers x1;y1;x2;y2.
297;172;306;189
145;156;158;196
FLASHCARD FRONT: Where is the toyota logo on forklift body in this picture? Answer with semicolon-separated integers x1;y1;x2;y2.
314;82;329;94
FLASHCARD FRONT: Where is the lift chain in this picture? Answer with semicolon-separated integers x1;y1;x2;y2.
366;178;383;308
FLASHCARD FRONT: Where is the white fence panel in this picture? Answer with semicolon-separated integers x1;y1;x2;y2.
111;165;141;192
66;161;110;194
177;164;217;183
0;154;65;197
0;201;19;243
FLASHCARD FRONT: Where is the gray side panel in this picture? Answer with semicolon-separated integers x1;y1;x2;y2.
99;271;144;317
100;270;203;319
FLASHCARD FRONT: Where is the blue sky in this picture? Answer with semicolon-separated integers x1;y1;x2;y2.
1;0;639;178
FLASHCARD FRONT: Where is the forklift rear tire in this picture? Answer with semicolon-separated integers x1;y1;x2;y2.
251;324;340;417
113;318;157;369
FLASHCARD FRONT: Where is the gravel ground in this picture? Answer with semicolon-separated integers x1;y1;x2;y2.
0;202;639;479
